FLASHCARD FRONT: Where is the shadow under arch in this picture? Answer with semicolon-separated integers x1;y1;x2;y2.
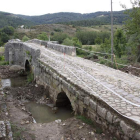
56;92;72;110
25;60;30;72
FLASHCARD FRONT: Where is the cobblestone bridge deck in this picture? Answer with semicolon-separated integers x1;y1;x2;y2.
26;42;140;125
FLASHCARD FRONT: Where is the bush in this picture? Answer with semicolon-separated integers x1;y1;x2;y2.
27;72;34;84
54;28;62;32
0;61;9;65
0;32;10;43
1;26;14;36
37;32;48;41
76;31;110;45
0;56;4;61
63;38;74;46
22;35;30;42
51;33;68;44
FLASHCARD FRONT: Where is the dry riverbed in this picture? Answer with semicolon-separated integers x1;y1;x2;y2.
0;65;117;140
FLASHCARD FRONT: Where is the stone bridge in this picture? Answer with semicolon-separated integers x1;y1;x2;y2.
5;39;140;140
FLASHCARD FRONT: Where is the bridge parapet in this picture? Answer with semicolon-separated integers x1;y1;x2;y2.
27;39;76;56
5;40;40;67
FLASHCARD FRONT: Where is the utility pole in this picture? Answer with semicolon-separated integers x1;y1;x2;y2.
111;0;114;64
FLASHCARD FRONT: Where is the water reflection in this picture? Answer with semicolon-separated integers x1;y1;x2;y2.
26;102;73;123
1;76;27;88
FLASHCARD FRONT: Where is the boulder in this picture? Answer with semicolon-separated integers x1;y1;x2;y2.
9;65;24;71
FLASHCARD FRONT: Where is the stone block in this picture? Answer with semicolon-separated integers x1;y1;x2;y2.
84;97;90;106
89;99;97;111
0;121;6;138
88;110;96;121
106;111;113;123
109;125;115;133
97;105;107;119
78;94;84;101
120;121;134;138
134;131;140;140
113;115;121;126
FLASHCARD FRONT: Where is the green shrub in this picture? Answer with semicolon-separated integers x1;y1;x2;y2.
27;72;34;84
22;35;30;42
0;61;9;65
37;32;48;41
54;28;62;32
0;56;4;61
76;115;103;134
63;38;74;46
51;33;68;44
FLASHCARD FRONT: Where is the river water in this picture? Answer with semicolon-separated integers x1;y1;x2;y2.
1;76;73;123
26;102;73;123
1;76;27;88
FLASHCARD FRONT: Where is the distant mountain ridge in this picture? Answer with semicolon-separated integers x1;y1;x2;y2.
0;10;127;28
17;11;127;25
0;11;34;28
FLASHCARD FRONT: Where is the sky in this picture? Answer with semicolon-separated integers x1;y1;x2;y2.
0;0;132;16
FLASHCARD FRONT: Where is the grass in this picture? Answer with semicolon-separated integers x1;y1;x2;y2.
27;72;34;84
79;45;135;70
11;123;35;140
76;115;94;126
11;123;26;140
0;47;4;54
82;45;101;51
76;115;103;134
0;56;4;61
0;61;9;65
16;24;122;40
0;54;9;66
90;25;122;32
80;25;122;33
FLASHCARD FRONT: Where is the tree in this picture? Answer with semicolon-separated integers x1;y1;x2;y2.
22;35;30;42
76;31;110;45
100;38;111;52
1;26;14;35
37;32;48;41
95;37;102;44
0;40;3;46
114;29;126;58
0;32;10;43
72;37;82;48
123;0;140;60
51;33;68;44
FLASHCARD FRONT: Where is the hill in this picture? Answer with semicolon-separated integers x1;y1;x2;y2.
17;11;127;25
0;10;127;29
0;11;34;28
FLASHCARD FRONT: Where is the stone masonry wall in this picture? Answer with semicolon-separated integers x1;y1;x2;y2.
27;39;58;46
4;41;140;140
27;39;76;56
34;59;140;140
5;40;40;68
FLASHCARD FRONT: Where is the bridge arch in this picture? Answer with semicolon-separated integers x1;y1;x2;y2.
55;90;75;113
25;59;31;72
56;92;71;108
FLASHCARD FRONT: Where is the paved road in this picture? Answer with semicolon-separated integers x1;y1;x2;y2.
26;43;140;124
